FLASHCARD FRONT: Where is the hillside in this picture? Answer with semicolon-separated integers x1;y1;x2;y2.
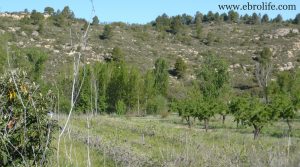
0;12;299;89
2;8;300;167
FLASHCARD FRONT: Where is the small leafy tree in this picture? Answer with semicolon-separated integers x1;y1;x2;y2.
100;25;113;40
111;47;125;62
172;98;195;128
269;70;300;133
0;70;56;166
116;100;126;115
228;96;249;128
270;93;295;133
30;10;44;25
273;14;283;23
245;98;274;139
174;57;187;79
228;10;239;23
196;53;229;131
170;15;184;34
230;96;275;139
92;16;100;25
261;14;269;23
146;95;168;115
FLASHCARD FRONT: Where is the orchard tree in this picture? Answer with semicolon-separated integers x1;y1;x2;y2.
172;98;196;128
244;98;274;139
228;96;249;128
270;70;300;133
196;53;229;131
270;93;295;133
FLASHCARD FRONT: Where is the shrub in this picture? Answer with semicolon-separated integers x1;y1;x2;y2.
116;100;126;115
100;25;113;40
146;95;168;115
0;70;57;166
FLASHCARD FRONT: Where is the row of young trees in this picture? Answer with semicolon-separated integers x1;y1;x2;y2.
172;49;300;139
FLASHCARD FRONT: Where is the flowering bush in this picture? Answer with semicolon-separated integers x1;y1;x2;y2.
0;70;56;166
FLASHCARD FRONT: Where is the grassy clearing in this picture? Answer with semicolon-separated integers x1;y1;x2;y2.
48;131;115;167
49;114;300;167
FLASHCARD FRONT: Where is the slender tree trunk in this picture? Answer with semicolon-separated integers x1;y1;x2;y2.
287;119;292;134
137;95;140;116
204;119;209;132
186;116;191;128
222;115;226;125
253;125;261;140
264;87;269;104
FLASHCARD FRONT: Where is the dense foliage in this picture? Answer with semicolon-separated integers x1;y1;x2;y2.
0;70;56;166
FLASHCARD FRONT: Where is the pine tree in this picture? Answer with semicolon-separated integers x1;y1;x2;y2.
174;57;187;79
92;16;100;25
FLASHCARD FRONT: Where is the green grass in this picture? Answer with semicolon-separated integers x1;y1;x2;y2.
48;131;115;167
49;114;300;166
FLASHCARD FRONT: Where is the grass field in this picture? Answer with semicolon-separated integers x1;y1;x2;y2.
49;114;300;167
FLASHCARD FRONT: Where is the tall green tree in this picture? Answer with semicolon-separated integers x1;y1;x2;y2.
107;62;128;112
153;58;169;96
294;13;300;24
255;48;272;103
273;14;283;23
170;15;184;34
228;10;239;23
196;53;229;131
261;14;269;23
30;10;44;25
44;7;55;15
92;16;100;25
154;13;171;31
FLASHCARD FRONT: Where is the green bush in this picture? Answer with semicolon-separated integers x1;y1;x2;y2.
116;100;126;115
146;95;168;114
0;70;57;166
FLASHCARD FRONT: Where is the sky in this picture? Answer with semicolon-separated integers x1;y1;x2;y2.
0;0;299;24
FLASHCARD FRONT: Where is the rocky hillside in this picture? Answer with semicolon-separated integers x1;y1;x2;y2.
0;12;300;89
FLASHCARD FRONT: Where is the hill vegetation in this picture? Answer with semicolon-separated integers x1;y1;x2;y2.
0;6;300;166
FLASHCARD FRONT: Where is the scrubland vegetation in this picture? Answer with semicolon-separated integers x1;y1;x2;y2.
0;5;300;167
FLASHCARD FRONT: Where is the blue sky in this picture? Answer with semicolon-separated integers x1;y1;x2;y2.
0;0;299;23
